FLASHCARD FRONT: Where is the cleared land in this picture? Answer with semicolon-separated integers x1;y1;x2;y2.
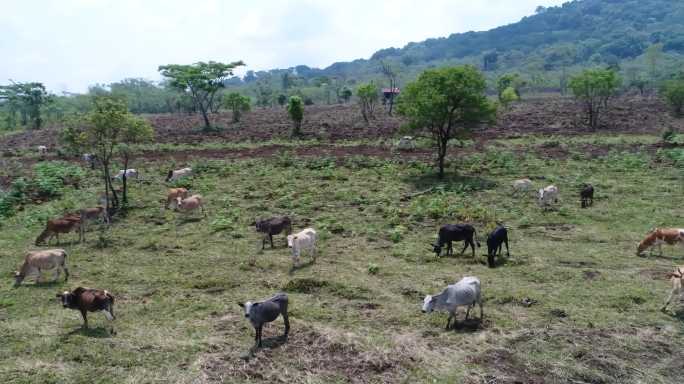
1;98;683;383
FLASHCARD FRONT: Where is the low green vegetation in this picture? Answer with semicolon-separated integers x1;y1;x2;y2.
0;132;682;383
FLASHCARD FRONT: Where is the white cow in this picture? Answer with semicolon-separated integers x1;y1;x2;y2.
175;194;205;217
14;249;69;286
166;167;193;182
287;228;317;268
112;169;139;181
512;178;533;195
37;145;48;156
422;276;483;329
537;185;559;209
396;136;416;151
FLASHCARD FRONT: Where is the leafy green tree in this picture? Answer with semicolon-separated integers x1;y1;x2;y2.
277;94;288;107
645;43;664;80
287;96;304;136
397;65;496;178
0;82;52;129
158;61;244;130
499;87;519;110
661;80;684;116
496;74;525;100
340;87;352;103
255;81;273;108
569;68;621;130
357;82;379;123
60;96;153;214
224;93;251;122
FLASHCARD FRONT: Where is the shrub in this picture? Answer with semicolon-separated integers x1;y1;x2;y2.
661;80;684;116
367;263;379;275
287;96;304;136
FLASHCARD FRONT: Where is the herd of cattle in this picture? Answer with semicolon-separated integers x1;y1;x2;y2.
8;155;684;351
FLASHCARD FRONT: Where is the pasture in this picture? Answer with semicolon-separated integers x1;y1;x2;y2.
1;133;683;383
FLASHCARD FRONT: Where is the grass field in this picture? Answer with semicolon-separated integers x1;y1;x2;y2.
1;133;683;383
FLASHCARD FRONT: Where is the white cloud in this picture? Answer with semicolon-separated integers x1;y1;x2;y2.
0;0;566;92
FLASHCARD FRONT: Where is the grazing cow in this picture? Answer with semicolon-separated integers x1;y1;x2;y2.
422;276;483;329
580;184;594;208
165;188;189;209
432;224;480;258
396;136;416;151
512;178;533;195
78;206;106;241
287;228;317;268
537;185;559;209
637;228;684;257
35;215;81;245
56;287;115;329
82;153;97;169
37;145;48;156
175;194;206;216
14;249;69;286
239;293;290;349
166;167;193;182
662;265;684;314
486;225;510;268
255;216;293;249
112;169;139;181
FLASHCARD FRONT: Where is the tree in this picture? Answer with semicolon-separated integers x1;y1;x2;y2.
381;61;398;115
357;82;379;123
287;96;304;136
277;94;288;107
340;87;352;103
397;65;496;178
483;51;499;71
255;81;273;108
499;87;519;110
158;61;244;131
223;93;251;122
661;80;684;116
645;43;664;81
0;82;52;129
569;68;621;130
496;74;525;100
60;96;153;215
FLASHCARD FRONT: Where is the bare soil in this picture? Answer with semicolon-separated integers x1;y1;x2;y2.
1;96;680;150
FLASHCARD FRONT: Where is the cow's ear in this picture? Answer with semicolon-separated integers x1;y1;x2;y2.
237;302;244;308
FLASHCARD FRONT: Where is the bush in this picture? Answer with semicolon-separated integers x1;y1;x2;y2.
367;263;379;275
287;96;304;136
661;80;684;116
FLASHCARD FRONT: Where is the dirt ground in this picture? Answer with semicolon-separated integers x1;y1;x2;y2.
1;96;681;151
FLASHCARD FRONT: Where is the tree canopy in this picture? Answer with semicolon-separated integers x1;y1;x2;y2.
569;68;621;130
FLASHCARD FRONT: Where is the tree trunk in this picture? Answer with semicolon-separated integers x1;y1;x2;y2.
437;138;448;179
199;104;211;130
121;155;129;209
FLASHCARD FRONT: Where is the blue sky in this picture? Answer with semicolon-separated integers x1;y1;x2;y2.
0;0;567;93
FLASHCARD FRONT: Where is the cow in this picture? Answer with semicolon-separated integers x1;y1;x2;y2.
422;276;483;329
14;249;69;287
165;188;189;209
580;184;594;208
432;224;480;258
512;179;533;195
637;228;684;257
56;287;115;329
166;167;193;182
112;169;139;181
175;194;206;217
538;185;559;210
486;225;510;268
287;228;317;268
238;293;290;349
78;206;106;241
396;136;416;151
254;216;293;249
662;265;684;314
35;215;81;245
37;145;48;156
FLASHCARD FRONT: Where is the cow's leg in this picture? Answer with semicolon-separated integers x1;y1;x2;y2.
36;268;42;283
479;297;484;320
470;239;476;258
81;310;89;329
257;325;263;348
63;264;69;281
445;312;453;330
283;312;290;338
460;241;469;256
269;234;274;249
661;288;676;312
53;267;60;282
465;304;471;321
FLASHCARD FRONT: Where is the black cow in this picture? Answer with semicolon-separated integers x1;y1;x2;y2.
432;224;480;257
486;225;510;268
580;184;594;208
254;216;293;249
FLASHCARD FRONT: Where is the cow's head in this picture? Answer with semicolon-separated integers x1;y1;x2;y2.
56;291;74;308
13;271;24;287
165;170;173;182
422;295;436;313
238;301;255;319
432;243;442;257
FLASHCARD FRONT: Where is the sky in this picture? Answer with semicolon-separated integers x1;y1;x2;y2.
0;0;567;93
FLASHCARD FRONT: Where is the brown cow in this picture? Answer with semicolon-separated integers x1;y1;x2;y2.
637;228;684;257
56;287;115;329
35;215;81;245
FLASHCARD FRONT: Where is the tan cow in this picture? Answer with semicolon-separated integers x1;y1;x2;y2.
166;188;189;209
662;265;684;314
35;215;81;245
14;249;69;286
637;228;684;257
175;194;205;217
